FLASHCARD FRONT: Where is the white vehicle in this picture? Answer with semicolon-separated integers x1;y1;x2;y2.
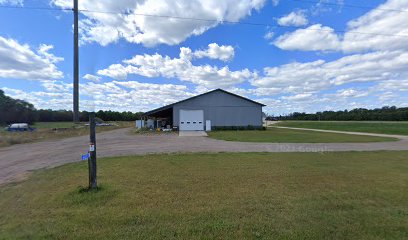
5;123;35;132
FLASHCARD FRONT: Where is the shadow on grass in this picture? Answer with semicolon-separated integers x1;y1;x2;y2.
77;185;103;193
63;184;119;206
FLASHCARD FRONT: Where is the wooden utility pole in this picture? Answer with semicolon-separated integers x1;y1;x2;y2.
73;0;79;122
88;112;97;189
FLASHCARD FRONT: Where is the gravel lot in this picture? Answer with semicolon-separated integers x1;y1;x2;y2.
1;128;408;185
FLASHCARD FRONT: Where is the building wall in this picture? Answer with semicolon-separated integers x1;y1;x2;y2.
172;90;263;127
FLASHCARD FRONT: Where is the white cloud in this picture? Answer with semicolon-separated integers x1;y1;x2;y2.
3;79;196;112
271;0;279;6
264;31;274;40
5;0;406;115
274;1;408;52
252;50;408;94
224;87;250;97
310;0;344;16
376;79;408;92
80;82;124;96
41;80;71;92
282;93;313;101
0;0;22;5
277;10;308;27
1;87;42;106
378;91;397;102
332;88;368;98
193;43;234;62
0;36;63;81
259;95;331;115
342;0;408;52
258;88;404;115
274;24;341;51
250;87;282;96
83;74;101;82
98;44;254;88
33;91;71;98
113;80;194;106
263;0;408;112
51;0;266;47
375;91;408;107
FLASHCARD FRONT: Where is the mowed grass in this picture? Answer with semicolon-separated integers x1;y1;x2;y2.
32;121;77;129
208;127;397;143
0;121;134;148
276;121;408;135
1;152;408;239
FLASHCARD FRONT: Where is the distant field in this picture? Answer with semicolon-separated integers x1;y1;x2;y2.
1;152;408;239
32;122;76;129
275;121;408;135
0;121;133;148
208;127;397;143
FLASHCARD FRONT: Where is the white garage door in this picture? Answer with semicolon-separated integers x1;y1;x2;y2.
179;109;204;131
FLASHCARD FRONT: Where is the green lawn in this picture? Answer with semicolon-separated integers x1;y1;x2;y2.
1;152;408;239
207;127;397;143
32;122;77;129
275;121;408;135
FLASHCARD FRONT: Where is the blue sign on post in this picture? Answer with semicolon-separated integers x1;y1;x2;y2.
82;153;90;161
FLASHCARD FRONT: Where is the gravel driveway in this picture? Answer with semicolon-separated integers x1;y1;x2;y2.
1;128;408;185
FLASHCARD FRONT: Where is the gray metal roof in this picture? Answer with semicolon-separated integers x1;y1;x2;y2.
143;88;266;117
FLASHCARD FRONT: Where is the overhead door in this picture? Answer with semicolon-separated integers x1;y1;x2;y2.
179;109;204;131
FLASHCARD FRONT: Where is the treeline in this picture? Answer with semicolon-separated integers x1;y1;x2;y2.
3;89;408;124
276;106;408;121
0;90;37;125
37;110;144;122
0;90;143;125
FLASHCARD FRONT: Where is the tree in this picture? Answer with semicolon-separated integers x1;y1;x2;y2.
279;106;408;121
0;90;37;125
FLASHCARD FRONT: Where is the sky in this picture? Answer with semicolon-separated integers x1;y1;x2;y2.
0;0;408;115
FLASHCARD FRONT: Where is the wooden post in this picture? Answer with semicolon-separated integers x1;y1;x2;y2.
73;0;79;123
89;112;97;189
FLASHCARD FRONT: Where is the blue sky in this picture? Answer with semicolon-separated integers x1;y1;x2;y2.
0;0;407;115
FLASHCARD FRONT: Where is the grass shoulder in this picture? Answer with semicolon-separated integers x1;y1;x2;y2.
1;151;408;239
275;121;408;135
207;127;397;143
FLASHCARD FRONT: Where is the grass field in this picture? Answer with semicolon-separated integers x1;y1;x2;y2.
0;121;133;148
1;152;408;239
32;122;77;129
208;127;397;143
275;121;408;135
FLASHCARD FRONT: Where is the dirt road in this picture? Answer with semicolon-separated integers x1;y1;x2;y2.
1;128;408;185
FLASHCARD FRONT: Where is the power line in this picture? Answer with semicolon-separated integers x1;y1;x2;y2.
0;4;407;38
291;0;408;13
2;1;407;14
80;9;267;26
78;8;408;38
